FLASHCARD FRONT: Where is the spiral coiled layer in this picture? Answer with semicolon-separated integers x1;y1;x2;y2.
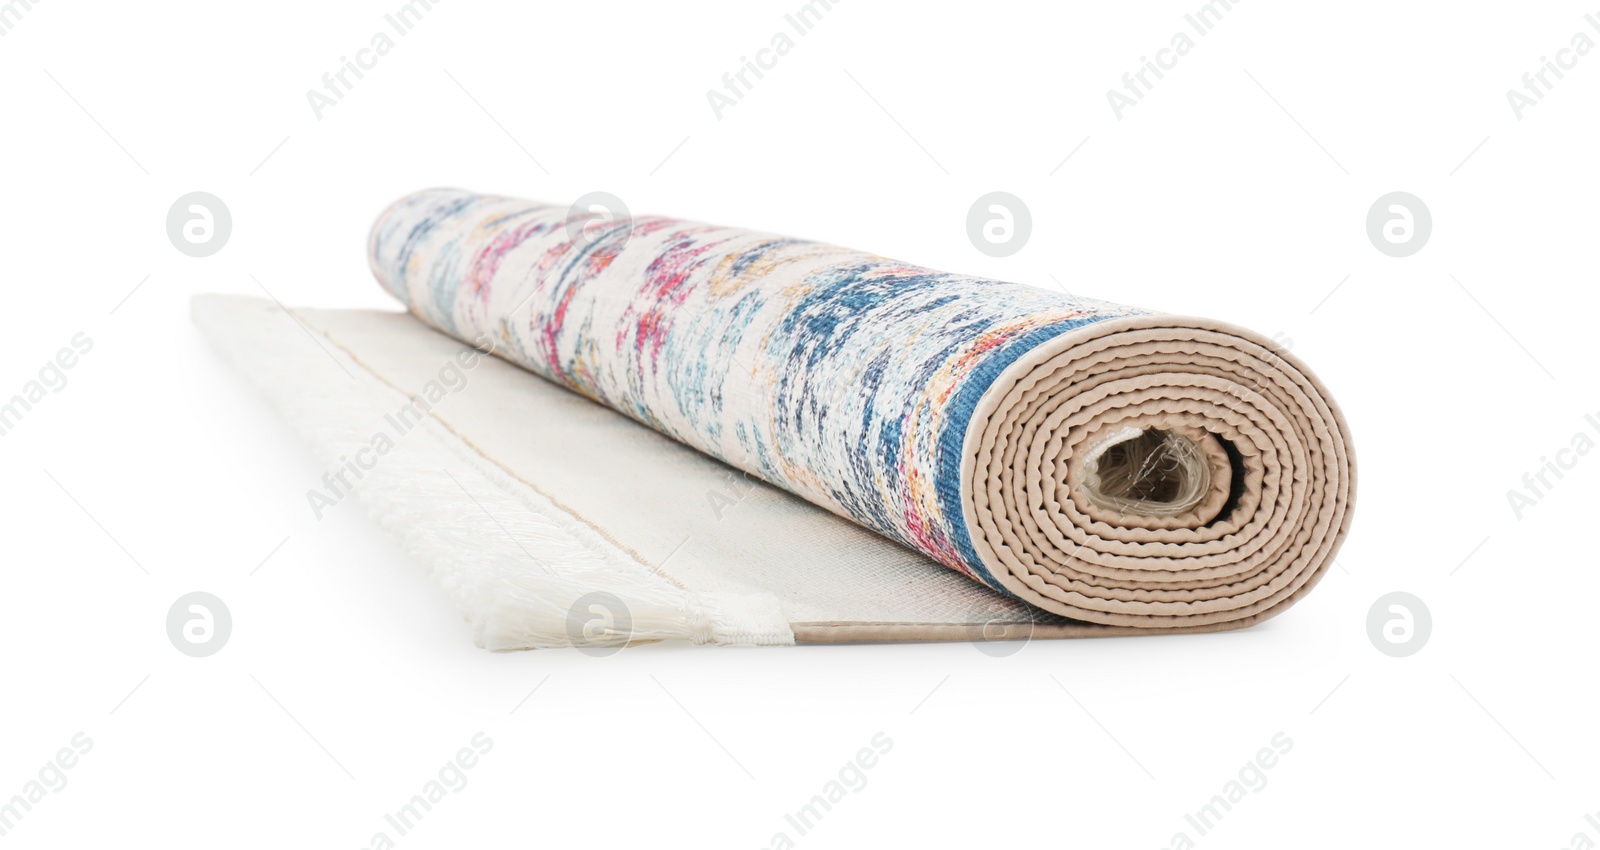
966;316;1355;629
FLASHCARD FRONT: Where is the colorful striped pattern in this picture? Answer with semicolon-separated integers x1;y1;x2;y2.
369;189;1149;592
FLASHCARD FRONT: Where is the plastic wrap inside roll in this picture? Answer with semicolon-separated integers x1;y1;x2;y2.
368;189;1355;632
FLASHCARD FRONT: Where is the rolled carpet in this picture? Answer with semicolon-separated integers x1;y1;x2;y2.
366;188;1355;634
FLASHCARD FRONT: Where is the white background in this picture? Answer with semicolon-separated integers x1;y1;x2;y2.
2;0;1596;846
